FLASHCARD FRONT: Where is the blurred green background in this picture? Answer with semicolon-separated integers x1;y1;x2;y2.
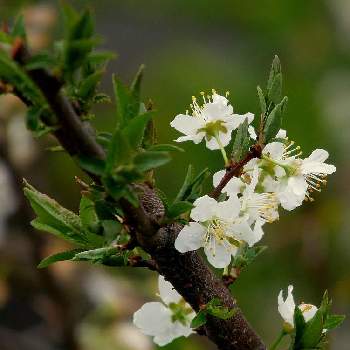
0;0;349;349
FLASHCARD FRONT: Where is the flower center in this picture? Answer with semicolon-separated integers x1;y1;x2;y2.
245;193;279;223
169;300;193;326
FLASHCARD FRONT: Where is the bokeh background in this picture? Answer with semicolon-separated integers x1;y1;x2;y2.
0;0;349;349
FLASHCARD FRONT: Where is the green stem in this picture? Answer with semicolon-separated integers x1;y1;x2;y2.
269;330;286;350
215;135;229;166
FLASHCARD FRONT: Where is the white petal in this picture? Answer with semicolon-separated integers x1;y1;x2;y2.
224;177;244;196
225;112;254;130
217;129;233;148
191;195;217;222
174;222;206;253
204;239;233;268
158;275;182;305
276;129;287;139
212;93;229;105
301;161;336;175
248;125;257;140
213;169;226;187
263;142;284;160
305;149;329;163
288;176;308;196
133;302;171;336
154;321;193;346
170;114;205;135
232;221;257;247
299;303;318;322
216;196;241;221
278;285;295;326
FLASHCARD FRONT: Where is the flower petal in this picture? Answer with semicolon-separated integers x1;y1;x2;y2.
213;169;226;187
170;114;205;135
299;303;318;323
191;195;217;222
133;302;171;336
174;222;206;253
263;142;284;160
305;149;329;163
204;238;233;268
278;285;295;326
216;196;241;221
158;275;182;305
248;125;257;140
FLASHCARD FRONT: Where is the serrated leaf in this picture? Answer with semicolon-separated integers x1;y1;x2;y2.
267;55;281;94
324;315;345;330
257;85;266;114
0;50;46;106
148;144;184;152
167;201;193;219
122;111;153;150
263;96;288;143
231;118;249;161
79;196;99;232
76;155;106;176
134;151;171;172
24;181;103;247
105;129;132;174
190;310;207;328
78;70;103;101
268;72;282;104
38;249;81;268
73;246;127;266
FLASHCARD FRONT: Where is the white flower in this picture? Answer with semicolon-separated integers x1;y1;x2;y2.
175;195;262;267
278;285;318;327
262;142;336;210
213;168;279;225
133;276;194;346
170;90;254;150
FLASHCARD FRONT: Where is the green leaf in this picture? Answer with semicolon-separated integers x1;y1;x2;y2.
257;85;266;114
0;50;46;106
26;105;54;136
190;310;207;328
38;249;81;268
267;55;281;96
293;306;307;348
79;196;99;232
76;155;106;176
300;308;325;348
122;111;153;150
167;201;193;219
263;96;288;143
134;151;171;172
148;144;184;152
25;52;57;71
24;181;103;248
268;72;282;105
73;246;127;266
206;298;236;320
105;129;132;174
231;118;249;162
12;15;26;40
130;64;144;110
324;315;345;331
77;70;104;101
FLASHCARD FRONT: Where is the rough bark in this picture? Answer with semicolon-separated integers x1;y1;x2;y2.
14;56;266;350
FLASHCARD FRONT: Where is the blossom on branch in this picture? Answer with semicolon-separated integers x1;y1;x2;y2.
170;90;254;150
133;276;195;346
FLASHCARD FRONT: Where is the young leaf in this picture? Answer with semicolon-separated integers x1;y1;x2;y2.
38;249;81;268
77;70;104;101
257;85;266;114
190;310;207;328
323;315;345;331
12;15;26;40
167;201;193;219
130;64;144;110
292;306;307;348
76;155;106;176
122;111;154;150
206;298;236;320
231;118;249;162
73;246;127;266
267;55;281;96
79;196;99;232
263;96;288;143
134;151;171;172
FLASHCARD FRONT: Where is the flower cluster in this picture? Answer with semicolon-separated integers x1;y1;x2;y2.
171;92;336;269
133;276;195;346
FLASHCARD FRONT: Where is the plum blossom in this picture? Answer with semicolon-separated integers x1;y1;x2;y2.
175;195;263;268
278;285;318;328
262;142;336;210
170;90;254;151
133;275;195;346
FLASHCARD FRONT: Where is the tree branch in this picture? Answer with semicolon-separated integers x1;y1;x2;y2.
13;48;266;350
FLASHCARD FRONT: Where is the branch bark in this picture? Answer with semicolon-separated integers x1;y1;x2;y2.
13;50;266;350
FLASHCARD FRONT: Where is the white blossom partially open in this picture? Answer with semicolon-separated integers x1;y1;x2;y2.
262;142;336;210
170;90;254;150
278;285;318;328
133;276;194;346
175;195;263;267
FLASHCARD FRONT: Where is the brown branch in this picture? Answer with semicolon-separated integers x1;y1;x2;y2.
210;144;262;199
11;47;266;350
